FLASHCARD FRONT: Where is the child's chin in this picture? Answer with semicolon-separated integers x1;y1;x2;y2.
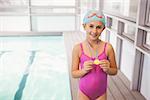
89;35;98;40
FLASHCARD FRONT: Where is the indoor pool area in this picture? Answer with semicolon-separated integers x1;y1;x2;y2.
0;0;150;100
0;36;71;100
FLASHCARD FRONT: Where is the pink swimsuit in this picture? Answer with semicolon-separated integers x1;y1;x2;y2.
79;43;108;100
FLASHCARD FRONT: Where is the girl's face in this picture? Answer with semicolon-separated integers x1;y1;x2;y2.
84;21;105;41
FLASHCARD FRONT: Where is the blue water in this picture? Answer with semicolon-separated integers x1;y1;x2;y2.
0;36;71;100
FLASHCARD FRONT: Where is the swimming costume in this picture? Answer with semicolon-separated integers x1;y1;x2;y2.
79;43;108;100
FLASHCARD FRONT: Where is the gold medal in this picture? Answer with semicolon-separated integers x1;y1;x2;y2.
94;59;100;65
86;40;101;65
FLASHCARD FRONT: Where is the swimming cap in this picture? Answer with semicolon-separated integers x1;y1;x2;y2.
83;10;105;25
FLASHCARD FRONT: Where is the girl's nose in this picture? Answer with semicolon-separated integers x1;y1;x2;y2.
92;28;97;33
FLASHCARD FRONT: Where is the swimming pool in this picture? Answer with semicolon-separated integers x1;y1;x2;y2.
0;36;71;100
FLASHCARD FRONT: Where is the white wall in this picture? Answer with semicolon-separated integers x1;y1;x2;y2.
120;40;135;81
109;31;117;52
141;55;150;100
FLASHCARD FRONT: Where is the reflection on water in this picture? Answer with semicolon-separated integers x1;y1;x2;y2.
0;36;71;100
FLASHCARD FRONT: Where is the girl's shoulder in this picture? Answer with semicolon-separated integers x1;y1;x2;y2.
73;41;84;49
101;41;114;56
101;40;113;49
73;41;85;51
73;43;80;52
107;44;114;57
73;41;87;49
73;42;84;57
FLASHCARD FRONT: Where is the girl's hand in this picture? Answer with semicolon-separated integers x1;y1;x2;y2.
82;60;93;74
99;60;110;73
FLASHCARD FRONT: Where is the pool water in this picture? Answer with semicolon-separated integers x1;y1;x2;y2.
0;36;71;100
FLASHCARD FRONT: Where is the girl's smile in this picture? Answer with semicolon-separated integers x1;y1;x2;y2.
84;21;105;40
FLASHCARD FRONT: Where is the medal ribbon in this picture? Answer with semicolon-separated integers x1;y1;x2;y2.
86;40;99;59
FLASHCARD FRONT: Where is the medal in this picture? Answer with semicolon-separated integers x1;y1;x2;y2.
86;40;101;65
94;59;100;65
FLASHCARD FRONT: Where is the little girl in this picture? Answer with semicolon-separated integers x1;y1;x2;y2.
71;10;118;100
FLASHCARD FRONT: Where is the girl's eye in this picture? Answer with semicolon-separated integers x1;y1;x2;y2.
96;26;102;29
89;25;94;28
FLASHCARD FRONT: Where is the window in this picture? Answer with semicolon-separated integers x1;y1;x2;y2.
0;0;28;15
31;16;75;31
31;7;75;14
103;0;138;20
80;0;100;31
105;17;118;31
0;0;76;32
123;23;136;41
80;0;100;10
146;33;150;46
144;32;150;49
0;16;30;31
0;0;28;6
136;29;150;51
106;17;112;29
145;0;150;26
30;0;76;15
109;18;118;31
31;0;75;6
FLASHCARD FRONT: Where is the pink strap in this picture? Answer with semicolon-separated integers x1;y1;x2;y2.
80;43;84;54
104;43;107;53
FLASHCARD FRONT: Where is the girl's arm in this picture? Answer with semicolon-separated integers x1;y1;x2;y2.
106;43;118;75
71;44;87;78
100;43;118;75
